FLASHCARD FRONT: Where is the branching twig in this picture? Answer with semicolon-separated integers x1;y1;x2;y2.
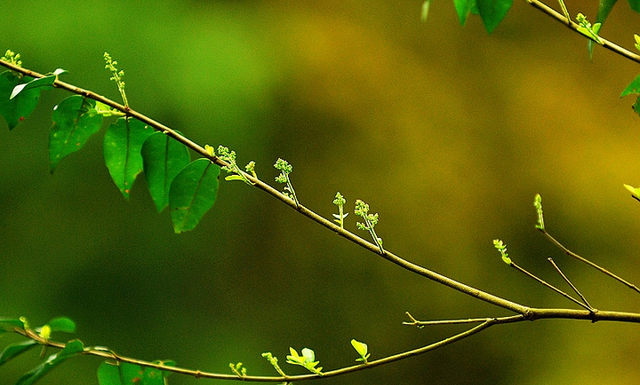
548;257;594;311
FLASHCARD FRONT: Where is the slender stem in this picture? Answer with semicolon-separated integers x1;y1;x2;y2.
548;257;594;310
510;261;592;311
540;229;640;294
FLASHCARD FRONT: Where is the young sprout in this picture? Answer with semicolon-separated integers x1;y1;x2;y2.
354;199;384;254
2;50;22;67
493;239;511;265
261;352;286;377
533;194;545;231
286;348;323;375
332;192;348;228
576;13;603;45
229;362;247;377
350;339;370;364
103;52;129;107
217;146;255;185
274;158;299;207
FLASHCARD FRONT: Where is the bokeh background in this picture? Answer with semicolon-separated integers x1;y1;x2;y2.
2;0;640;384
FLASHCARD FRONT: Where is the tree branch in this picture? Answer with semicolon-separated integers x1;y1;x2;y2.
526;0;640;65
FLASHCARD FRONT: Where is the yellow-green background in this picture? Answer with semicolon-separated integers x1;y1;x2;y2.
2;0;640;384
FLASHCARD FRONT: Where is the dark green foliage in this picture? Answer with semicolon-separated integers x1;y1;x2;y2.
0;71;42;130
97;361;174;385
49;95;103;173
103;117;154;199
0;341;38;367
169;158;220;233
476;0;513;34
141;132;191;212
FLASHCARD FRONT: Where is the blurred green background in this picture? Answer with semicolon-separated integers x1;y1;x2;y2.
2;0;640;384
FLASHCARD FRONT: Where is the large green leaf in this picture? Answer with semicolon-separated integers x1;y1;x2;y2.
49;95;103;173
16;339;84;385
629;0;640;12
98;361;149;385
0;71;42;130
169;158;220;233
103;117;155;199
0;340;38;367
597;0;619;23
476;0;513;34
142;132;191;212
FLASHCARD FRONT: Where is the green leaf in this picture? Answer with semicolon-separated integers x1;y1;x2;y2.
49;95;103;173
0;71;42;130
421;0;430;22
633;96;640;117
47;317;76;334
629;0;640;12
0;340;38;367
476;0;513;34
621;74;640;97
141;132;191;212
0;318;25;332
16;339;84;385
350;339;368;358
10;74;56;100
169;158;220;233
453;0;473;25
103;117;155;199
97;361;121;385
142;367;165;385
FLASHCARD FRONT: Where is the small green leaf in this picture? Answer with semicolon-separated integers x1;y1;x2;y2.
103;117;154;199
49;95;103;173
624;183;640;197
142;132;191;212
633;97;640;116
621;74;640;97
476;0;513;34
10;74;56;99
47;317;76;334
16;340;84;385
0;71;42;130
0;340;38;367
169;158;220;233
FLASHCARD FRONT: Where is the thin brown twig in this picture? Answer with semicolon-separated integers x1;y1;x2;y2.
539;229;640;294
548;257;594;311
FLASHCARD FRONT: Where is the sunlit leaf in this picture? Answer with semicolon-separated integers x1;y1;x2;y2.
169;158;220;233
421;0;430;22
0;71;42;130
16;339;84;385
0;340;38;367
10;74;56;100
103;117;154;199
476;0;513;34
49;95;103;173
142;132;191;212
